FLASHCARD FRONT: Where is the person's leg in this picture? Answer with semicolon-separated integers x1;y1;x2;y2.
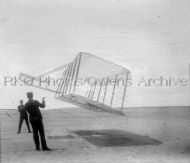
24;116;32;133
38;120;50;150
17;117;23;133
30;121;40;150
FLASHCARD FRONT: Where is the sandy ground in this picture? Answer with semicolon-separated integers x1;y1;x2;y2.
1;106;190;163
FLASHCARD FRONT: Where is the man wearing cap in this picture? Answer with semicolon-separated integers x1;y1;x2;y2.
25;92;50;151
17;100;32;134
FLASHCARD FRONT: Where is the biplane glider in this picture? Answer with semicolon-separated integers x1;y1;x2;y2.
19;52;131;116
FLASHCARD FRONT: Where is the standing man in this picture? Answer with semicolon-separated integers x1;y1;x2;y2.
17;100;32;134
25;92;50;151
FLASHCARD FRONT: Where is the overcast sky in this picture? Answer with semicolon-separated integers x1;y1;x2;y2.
0;0;190;109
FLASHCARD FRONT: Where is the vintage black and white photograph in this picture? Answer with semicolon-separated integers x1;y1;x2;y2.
0;0;190;163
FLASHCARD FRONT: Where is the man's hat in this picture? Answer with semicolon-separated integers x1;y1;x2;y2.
26;92;33;98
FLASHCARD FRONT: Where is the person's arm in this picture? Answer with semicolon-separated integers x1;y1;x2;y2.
37;98;45;108
18;106;21;112
18;105;25;112
24;103;29;113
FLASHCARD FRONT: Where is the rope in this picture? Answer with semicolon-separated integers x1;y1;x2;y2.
36;63;72;77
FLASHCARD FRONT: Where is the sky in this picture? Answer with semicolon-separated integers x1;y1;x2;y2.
0;0;190;109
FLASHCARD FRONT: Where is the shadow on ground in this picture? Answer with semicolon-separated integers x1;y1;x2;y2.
183;142;190;153
48;135;75;139
73;130;162;147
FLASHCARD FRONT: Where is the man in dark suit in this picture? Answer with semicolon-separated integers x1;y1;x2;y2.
17;100;32;134
25;92;50;151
